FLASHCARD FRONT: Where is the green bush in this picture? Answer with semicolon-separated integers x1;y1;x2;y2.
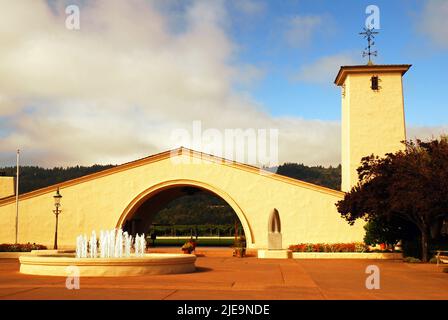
289;242;369;253
429;256;438;264
0;243;47;252
403;256;421;263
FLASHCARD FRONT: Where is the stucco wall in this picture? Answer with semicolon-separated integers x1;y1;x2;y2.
0;151;365;249
0;177;15;199
341;72;406;191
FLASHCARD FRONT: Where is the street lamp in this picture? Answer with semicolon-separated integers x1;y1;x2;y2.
53;188;62;250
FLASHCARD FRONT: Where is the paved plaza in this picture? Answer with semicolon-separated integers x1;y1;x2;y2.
0;248;447;300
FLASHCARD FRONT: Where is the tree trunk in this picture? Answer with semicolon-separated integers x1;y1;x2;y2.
421;228;429;262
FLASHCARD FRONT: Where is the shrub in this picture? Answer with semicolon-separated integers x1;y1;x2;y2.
181;241;195;253
0;243;47;252
403;256;421;263
355;242;369;253
288;242;368;253
429;256;438;264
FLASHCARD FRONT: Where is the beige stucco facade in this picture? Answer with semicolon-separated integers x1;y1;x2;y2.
335;64;410;191
0;177;15;199
0;63;413;250
0;148;365;249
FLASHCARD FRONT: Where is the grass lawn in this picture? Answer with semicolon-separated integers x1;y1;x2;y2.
150;238;235;247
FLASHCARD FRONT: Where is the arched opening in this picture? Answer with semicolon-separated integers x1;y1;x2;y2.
116;180;254;246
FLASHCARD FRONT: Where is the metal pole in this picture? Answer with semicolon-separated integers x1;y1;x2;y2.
54;208;59;250
15;149;19;244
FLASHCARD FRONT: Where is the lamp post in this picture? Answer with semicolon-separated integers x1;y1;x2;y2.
53;188;62;250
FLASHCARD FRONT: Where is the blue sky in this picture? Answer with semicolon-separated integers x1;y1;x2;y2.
223;0;446;124
0;0;447;167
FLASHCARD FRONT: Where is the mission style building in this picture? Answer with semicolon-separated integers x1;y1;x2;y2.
0;63;411;250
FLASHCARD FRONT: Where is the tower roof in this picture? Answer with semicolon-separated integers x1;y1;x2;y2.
334;64;411;86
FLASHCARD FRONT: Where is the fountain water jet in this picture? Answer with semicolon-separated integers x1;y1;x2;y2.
19;228;196;277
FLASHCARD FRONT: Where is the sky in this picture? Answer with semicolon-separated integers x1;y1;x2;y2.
0;0;447;168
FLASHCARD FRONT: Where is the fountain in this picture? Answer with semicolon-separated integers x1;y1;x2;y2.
76;229;145;259
19;228;196;277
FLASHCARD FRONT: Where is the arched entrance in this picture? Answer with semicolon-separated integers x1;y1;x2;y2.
116;179;254;245
0;147;365;249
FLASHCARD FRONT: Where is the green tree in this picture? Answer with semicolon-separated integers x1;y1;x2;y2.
336;137;448;262
275;163;341;190
363;215;416;248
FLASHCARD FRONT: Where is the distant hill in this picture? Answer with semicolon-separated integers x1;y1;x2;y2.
154;192;236;225
274;163;341;190
0;162;341;225
0;165;115;194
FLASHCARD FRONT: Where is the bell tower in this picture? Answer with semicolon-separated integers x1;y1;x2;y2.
335;64;411;191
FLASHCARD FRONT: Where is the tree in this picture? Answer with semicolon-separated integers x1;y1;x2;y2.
275;163;341;190
363;215;416;248
336;136;448;262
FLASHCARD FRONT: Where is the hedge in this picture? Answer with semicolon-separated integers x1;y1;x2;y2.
289;242;368;253
0;243;47;252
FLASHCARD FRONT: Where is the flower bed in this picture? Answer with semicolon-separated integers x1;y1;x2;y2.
289;242;369;253
288;242;402;259
0;243;47;252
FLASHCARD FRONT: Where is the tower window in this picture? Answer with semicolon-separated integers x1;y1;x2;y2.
371;76;379;90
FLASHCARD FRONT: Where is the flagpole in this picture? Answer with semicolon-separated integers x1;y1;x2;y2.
15;149;19;244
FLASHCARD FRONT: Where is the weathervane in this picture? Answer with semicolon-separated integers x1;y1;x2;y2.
359;27;379;64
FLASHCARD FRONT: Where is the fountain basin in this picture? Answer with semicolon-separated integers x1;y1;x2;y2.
19;253;196;277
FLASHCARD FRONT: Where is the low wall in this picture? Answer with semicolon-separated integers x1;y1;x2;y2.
0;249;74;259
19;253;197;277
0;252;33;259
292;252;403;259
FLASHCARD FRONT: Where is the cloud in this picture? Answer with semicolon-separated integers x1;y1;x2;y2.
418;0;448;49
284;14;324;48
0;1;443;170
407;125;448;141
294;53;358;84
0;0;342;168
232;0;266;17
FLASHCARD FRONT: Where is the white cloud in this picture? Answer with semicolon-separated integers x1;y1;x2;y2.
0;0;343;168
294;53;358;84
0;1;443;170
284;15;323;48
232;0;266;16
418;0;448;49
407;126;448;141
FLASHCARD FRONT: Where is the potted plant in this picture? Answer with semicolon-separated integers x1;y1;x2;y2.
181;238;197;254
233;235;246;258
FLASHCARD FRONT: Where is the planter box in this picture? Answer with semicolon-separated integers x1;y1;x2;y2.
292;252;403;259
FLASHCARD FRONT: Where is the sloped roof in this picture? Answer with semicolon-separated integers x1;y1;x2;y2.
334;64;412;86
0;147;344;206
